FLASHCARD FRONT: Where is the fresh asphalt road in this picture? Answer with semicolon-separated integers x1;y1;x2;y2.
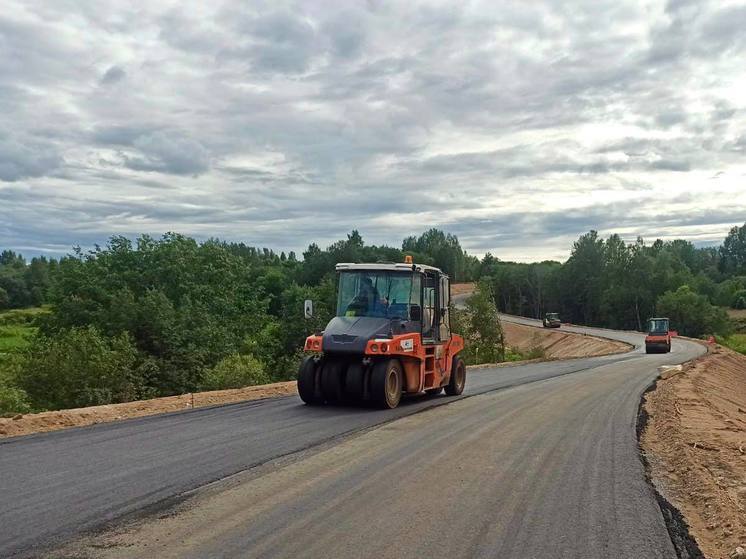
1;321;704;558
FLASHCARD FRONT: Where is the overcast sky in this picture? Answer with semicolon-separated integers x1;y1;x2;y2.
1;0;745;262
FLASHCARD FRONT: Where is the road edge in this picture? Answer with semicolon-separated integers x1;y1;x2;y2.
636;366;706;559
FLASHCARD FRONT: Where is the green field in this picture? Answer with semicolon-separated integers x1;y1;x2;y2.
720;333;746;355
0;307;48;415
0;325;34;352
0;307;47;353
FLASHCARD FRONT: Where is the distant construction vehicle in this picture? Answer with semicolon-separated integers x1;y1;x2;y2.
543;312;562;328
297;257;465;409
645;317;672;353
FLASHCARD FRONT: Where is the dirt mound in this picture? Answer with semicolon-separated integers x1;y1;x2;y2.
503;322;631;359
641;345;746;559
451;282;476;296
0;382;296;439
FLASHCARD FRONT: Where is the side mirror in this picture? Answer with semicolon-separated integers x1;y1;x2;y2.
410;305;421;321
304;299;313;319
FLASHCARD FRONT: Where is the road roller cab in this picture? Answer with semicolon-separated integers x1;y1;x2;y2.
298;257;465;408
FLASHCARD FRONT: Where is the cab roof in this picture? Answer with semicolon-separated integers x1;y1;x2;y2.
335;262;446;276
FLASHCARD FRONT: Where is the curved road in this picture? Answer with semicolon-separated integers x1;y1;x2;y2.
0;319;704;558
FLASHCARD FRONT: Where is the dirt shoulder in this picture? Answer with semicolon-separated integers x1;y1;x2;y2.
0;382;297;439
641;345;746;559
503;321;632;359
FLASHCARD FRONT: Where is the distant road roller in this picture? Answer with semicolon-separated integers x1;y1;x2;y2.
645;317;673;354
297;257;465;409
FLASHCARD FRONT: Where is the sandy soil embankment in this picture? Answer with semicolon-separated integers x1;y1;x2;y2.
641;345;746;559
503;321;631;359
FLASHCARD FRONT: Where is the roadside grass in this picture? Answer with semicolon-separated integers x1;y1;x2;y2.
503;346;545;362
719;334;746;355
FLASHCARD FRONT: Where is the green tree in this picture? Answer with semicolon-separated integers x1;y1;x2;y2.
560;231;605;325
720;222;746;275
403;228;478;281
656;285;732;338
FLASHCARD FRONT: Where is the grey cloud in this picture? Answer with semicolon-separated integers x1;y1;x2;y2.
443;202;746;256
0;133;62;181
92;125;152;146
655;110;687;128
216;8;319;73
321;9;367;59
100;65;126;85
91;126;210;176
124;131;210;176
649;159;690;172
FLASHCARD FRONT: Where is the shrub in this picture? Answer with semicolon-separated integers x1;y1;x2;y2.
19;326;140;411
452;284;505;365
0;355;30;415
200;353;270;391
0;384;31;416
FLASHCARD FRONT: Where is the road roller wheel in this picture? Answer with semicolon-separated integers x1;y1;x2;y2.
297;356;322;405
345;362;365;400
371;359;402;409
445;356;466;396
320;360;344;402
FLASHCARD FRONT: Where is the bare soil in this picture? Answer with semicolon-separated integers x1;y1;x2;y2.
503;321;631;359
641;345;746;559
450;282;476;296
0;382;296;439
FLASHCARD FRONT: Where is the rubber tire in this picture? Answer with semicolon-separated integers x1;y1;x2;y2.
321;360;344;402
345;362;365;399
445;356;466;396
370;359;403;409
426;387;443;396
297;356;322;405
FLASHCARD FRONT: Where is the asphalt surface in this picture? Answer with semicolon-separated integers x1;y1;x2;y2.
1;318;705;558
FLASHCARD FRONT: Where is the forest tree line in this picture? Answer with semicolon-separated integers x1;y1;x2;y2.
479;223;746;337
1;223;744;414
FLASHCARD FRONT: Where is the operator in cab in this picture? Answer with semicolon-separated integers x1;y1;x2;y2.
346;276;382;316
